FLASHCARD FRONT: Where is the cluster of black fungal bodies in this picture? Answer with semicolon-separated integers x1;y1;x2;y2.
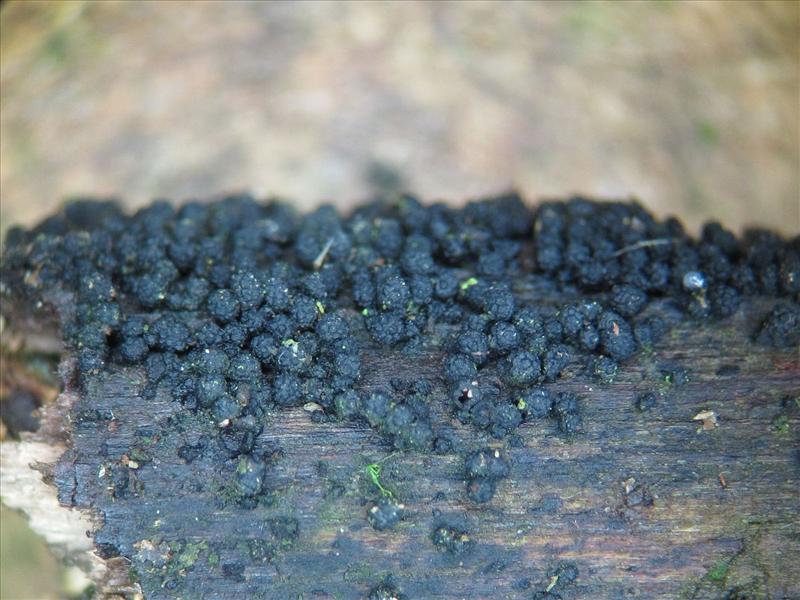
2;195;799;566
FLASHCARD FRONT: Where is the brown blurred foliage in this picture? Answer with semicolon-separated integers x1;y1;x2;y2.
1;1;798;235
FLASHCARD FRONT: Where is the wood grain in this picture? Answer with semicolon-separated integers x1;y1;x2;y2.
3;280;796;599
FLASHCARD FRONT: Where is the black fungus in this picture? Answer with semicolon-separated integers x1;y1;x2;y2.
273;373;302;407
548;562;579;591
266;314;295;340
212;395;240;423
505;351;541;386
221;562;245;582
433;270;460;299
377;273;410;311
317;312;350;342
263;277;291;312
148;315;190;353
634;315;668;348
610;284;648;318
756;302;800;348
4;192;797;517
483;287;515;321
465;447;510;480
207;289;240;323
368;581;406;600
597;310;637;361
542;344;571;382
464;447;510;503
518;387;553;420
196;347;230;373
196;374;226;407
489;321;520;354
635;391;658;412
290;295;318;329
366;497;405;531
466;477;497;503
402;420;434;450
227;352;261;382
119;336;149;363
490;402;522;438
587;355;618;384
230;271;265;308
551;392;583;435
362;390;393;427
431;525;474;555
235;456;266;497
661;364;690;386
365;311;407;346
443;353;478;383
578;325;600;351
218;421;260;458
456;330;490;366
708;285;740;318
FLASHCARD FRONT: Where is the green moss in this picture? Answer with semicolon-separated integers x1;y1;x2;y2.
707;559;729;583
215;480;244;506
316;478;356;525
342;563;375;584
772;415;790;435
174;541;208;571
129;446;152;464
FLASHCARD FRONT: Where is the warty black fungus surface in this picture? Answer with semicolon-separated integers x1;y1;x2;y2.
464;447;510;503
5;194;798;468
431;524;475;556
2;192;798;597
635;391;659;412
367;497;406;531
367;580;407;600
756;302;800;348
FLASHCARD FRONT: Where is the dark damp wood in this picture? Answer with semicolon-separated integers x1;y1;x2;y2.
4;286;799;600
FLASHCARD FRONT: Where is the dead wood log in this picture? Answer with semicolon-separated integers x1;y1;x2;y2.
1;276;798;600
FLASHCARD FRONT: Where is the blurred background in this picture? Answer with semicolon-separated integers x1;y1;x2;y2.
1;1;799;237
1;1;798;598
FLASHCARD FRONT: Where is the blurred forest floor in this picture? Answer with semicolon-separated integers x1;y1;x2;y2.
0;2;798;598
1;1;798;236
0;506;63;600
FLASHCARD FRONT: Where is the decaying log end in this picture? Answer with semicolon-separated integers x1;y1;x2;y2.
1;195;798;599
1;324;145;598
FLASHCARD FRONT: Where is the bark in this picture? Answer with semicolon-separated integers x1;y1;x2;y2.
1;288;798;600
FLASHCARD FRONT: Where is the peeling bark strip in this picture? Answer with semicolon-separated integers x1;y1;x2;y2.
1;196;798;599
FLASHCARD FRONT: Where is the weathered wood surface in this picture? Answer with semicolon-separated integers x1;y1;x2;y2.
2;288;799;599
